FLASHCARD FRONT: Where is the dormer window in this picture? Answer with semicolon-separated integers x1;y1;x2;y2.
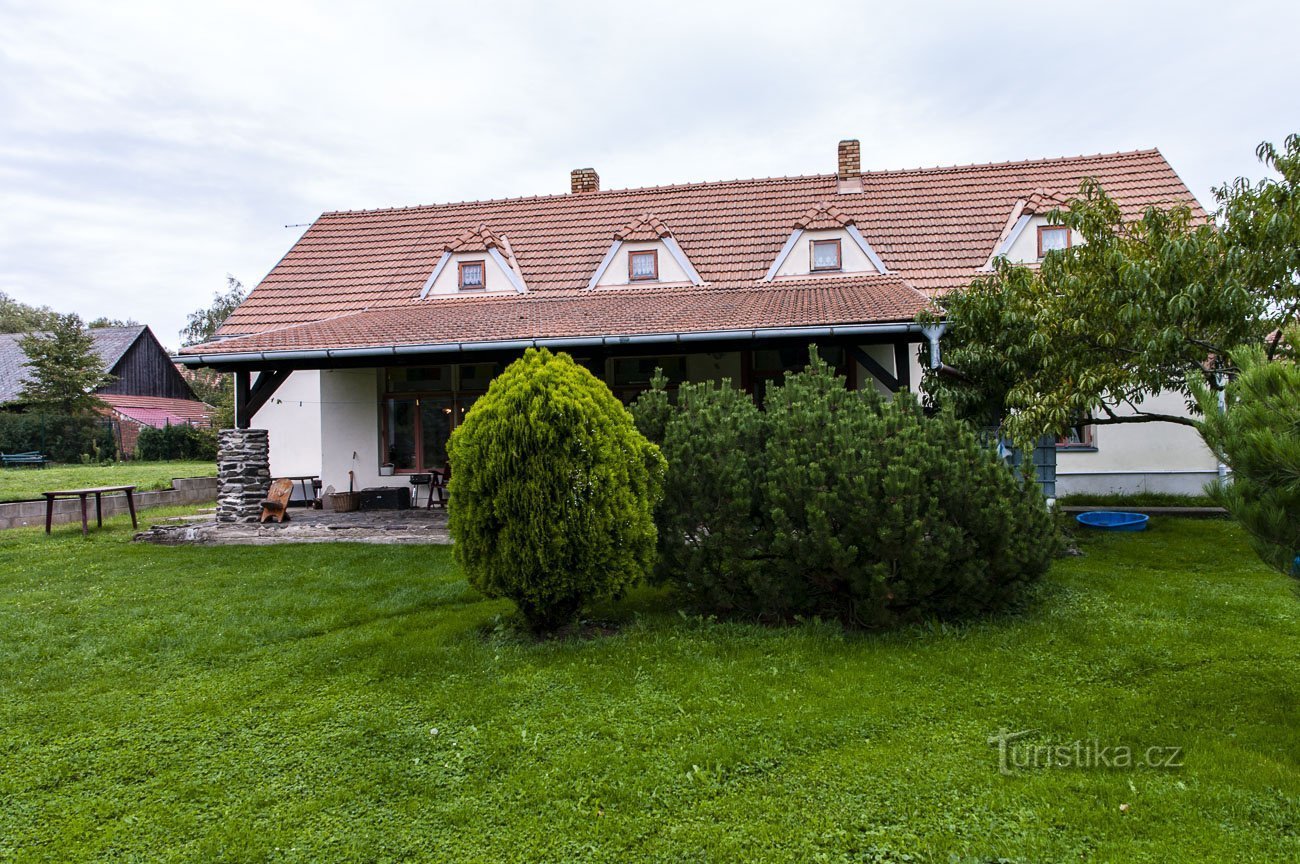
458;260;485;290
810;239;842;271
1037;226;1070;257
628;249;658;282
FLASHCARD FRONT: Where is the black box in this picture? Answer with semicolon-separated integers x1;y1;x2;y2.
358;486;411;510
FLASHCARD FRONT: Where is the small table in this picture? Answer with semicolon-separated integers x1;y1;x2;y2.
43;485;138;537
278;475;321;507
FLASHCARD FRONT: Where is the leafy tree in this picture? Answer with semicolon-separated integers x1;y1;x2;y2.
0;291;59;334
447;348;666;633
1218;135;1300;359
1193;332;1300;575
181;275;246;427
88;317;140;329
923;133;1300;445
17;314;113;415
181;275;246;346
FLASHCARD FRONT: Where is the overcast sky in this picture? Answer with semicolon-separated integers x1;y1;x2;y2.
1;0;1297;349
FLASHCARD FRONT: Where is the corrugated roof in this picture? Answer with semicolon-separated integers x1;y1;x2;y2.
101;394;214;428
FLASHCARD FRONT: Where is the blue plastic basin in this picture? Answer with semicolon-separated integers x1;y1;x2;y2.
1075;511;1149;532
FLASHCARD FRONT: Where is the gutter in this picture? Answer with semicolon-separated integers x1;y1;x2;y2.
173;321;927;367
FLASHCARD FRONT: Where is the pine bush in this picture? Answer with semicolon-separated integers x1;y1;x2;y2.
632;349;1058;626
448;348;666;632
631;374;766;609
1195;337;1300;575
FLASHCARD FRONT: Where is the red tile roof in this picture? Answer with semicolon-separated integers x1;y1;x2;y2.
191;148;1203;357
188;277;929;355
100;394;215;428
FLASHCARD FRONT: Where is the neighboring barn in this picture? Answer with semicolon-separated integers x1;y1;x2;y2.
0;325;214;455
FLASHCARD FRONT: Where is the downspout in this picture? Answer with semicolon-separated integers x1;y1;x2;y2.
1215;371;1228;482
920;323;946;369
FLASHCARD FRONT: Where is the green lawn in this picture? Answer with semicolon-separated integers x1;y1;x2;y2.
0;461;215;502
1057;492;1217;508
1;513;1296;862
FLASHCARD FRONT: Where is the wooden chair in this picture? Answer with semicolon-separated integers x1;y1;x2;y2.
429;463;451;509
259;478;295;523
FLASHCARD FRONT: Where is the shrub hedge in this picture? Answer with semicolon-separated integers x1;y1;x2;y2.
447;348;666;632
631;350;1059;627
0;411;116;463
136;423;218;461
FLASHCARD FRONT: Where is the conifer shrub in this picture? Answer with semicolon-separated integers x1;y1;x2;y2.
632;351;1058;626
447;348;666;632
630;375;766;608
1194;337;1300;576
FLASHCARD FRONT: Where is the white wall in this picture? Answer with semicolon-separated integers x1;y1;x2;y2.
1055;390;1220;495
251;370;323;479
775;229;878;278
318;367;386;494
595;240;693;287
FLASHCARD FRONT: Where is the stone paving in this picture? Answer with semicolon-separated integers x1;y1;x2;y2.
134;507;451;546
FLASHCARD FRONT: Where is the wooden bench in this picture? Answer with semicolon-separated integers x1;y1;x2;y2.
43;485;137;537
2;451;49;468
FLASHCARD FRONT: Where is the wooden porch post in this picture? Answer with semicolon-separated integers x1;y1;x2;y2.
234;370;251;429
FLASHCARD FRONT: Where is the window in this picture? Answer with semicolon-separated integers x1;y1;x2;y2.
1037;226;1071;258
810;239;842;271
380;364;502;473
609;355;686;402
1057;420;1096;450
628;249;658;282
458;260;485;289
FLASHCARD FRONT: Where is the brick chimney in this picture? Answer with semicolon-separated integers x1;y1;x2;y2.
837;139;862;193
571;167;600;194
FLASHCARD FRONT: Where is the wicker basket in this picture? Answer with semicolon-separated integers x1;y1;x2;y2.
327;469;361;512
326;491;361;512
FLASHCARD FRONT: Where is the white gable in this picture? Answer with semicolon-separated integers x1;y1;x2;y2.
421;248;525;297
999;214;1083;264
766;226;885;280
589;238;702;289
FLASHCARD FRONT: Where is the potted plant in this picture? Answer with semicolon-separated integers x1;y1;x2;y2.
379;462;395;476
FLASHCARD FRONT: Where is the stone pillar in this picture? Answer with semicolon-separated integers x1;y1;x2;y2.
216;428;270;523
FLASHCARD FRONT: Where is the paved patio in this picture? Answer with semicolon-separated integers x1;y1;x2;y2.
134;507;451;546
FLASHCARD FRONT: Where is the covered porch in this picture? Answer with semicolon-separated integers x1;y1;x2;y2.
200;325;937;498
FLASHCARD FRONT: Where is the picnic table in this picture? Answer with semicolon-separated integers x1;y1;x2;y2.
43;485;137;537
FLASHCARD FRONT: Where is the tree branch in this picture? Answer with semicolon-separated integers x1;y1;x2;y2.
1089;412;1200;429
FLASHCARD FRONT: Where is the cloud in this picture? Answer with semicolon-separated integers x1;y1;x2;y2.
1;0;1297;348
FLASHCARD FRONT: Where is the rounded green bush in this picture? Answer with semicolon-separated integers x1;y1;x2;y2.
633;349;1058;626
447;348;666;632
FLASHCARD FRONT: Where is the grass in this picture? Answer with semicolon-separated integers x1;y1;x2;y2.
1057;492;1217;508
1;512;1297;862
0;461;215;502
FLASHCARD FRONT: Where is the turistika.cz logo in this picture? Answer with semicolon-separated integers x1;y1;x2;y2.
988;728;1185;776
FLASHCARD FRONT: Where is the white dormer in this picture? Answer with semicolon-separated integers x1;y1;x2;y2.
588;214;703;289
985;190;1084;268
764;204;887;280
420;224;527;298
